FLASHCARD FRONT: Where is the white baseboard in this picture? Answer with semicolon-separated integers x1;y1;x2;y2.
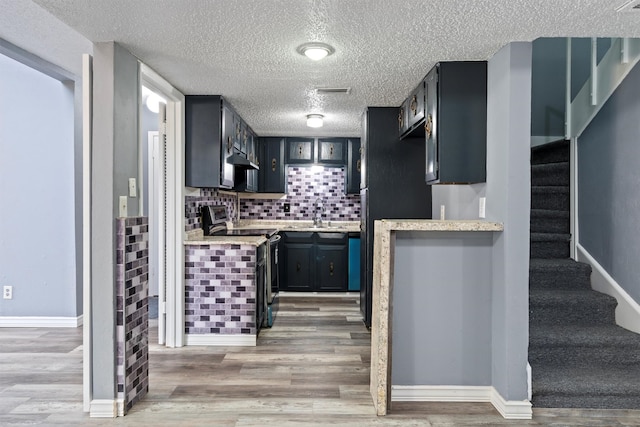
89;399;117;418
185;333;256;346
0;315;83;328
577;244;640;334
391;385;532;420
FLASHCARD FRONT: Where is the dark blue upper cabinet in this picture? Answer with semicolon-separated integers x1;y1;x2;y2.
286;138;315;164
425;61;487;185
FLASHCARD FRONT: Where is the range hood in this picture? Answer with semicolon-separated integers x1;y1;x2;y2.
227;153;259;170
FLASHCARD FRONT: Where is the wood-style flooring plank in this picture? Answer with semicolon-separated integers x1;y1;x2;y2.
4;294;640;425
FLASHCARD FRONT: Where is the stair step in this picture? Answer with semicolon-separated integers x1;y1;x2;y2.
529;258;592;290
531;139;569;165
529;324;640;365
531;186;569;211
530;233;570;259
529;289;618;326
530;209;570;234
532;365;640;409
531;162;570;186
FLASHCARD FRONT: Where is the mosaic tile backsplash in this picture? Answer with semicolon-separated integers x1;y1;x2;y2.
240;166;361;220
184;167;360;232
115;217;149;414
185;244;257;335
185;189;237;232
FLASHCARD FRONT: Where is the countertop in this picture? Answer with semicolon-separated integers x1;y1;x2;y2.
184;220;360;245
375;219;504;232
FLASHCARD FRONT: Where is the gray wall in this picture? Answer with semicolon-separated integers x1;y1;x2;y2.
391;42;532;401
91;42;140;400
431;184;486;220
392;232;493;386
578;61;640;303
0;53;78;318
486;42;532;401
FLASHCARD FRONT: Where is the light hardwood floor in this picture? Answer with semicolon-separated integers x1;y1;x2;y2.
1;294;640;425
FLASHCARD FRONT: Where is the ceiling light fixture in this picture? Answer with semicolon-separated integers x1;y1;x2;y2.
306;114;324;128
297;42;335;61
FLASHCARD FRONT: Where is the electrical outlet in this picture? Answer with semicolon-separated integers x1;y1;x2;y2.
283;203;290;213
479;197;486;219
3;286;12;300
119;196;128;217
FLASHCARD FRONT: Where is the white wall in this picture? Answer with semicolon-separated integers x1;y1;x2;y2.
0;53;77;317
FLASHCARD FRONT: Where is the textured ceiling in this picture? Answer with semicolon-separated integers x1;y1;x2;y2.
11;1;640;136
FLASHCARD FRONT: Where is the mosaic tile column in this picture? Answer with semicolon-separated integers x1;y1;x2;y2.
116;217;149;415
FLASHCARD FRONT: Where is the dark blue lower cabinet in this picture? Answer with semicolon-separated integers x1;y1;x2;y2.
280;232;348;291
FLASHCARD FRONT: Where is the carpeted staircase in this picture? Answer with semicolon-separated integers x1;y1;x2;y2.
529;140;640;409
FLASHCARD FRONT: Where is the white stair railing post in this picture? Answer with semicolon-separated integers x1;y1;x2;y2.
565;38;572;139
590;38;598;106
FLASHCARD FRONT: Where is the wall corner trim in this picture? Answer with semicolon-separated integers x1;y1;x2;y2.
116;398;125;417
391;385;532;420
577;244;640;334
0;315;83;328
89;399;117;418
489;387;533;420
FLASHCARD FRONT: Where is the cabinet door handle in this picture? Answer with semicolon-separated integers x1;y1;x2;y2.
298;145;303;156
410;95;417;116
329;144;334;157
359;147;363;155
356;159;361;172
297;262;301;272
329;262;334;276
425;114;433;139
398;108;404;130
271;158;277;172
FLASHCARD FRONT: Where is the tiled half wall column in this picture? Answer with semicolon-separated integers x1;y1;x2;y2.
115;217;149;415
185;244;257;335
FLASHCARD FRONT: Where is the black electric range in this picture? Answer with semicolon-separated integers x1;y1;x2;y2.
202;205;277;238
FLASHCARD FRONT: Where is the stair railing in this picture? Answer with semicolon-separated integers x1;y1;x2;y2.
565;37;640;139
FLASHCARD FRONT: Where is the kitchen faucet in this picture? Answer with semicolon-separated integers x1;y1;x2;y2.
313;197;325;227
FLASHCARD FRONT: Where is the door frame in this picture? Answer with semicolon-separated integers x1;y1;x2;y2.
146;130;166;343
140;64;185;348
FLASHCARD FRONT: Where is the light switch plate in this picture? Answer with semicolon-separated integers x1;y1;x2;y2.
128;178;137;197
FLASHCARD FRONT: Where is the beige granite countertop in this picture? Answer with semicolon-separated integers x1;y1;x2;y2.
184;229;267;246
376;219;504;232
184;220;359;245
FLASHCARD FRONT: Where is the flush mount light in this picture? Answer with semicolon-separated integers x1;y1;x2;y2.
297;42;335;61
306;114;324;128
